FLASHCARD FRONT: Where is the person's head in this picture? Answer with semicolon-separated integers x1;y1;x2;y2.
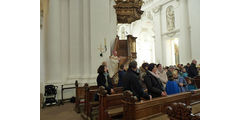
173;70;178;79
119;64;124;70
187;63;190;67
192;59;197;65
169;66;174;72
177;64;181;68
113;50;118;56
187;79;192;84
182;68;186;73
102;61;107;66
157;64;162;71
148;63;157;73
98;65;107;74
165;66;169;70
141;62;149;70
129;61;137;71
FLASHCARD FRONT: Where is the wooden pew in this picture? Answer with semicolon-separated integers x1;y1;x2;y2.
193;76;200;89
81;83;99;120
190;89;200;115
75;81;98;113
122;90;200;120
82;85;124;120
166;102;200;120
98;86;124;120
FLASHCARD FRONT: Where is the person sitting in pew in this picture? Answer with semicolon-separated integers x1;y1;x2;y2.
156;64;168;89
117;64;126;87
144;63;167;98
139;62;149;89
123;61;152;101
186;79;197;91
97;65;114;94
166;73;180;95
181;68;188;78
173;70;187;92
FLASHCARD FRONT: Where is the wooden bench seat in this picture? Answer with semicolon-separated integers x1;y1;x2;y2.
191;102;200;114
106;106;123;117
138;112;169;120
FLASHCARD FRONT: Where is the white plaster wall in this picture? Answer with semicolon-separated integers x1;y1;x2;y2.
188;0;200;63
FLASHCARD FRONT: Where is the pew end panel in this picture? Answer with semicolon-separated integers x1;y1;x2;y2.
98;86;124;120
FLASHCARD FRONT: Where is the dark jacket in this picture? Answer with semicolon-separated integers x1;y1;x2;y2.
144;71;165;98
97;73;113;94
118;70;126;87
188;63;198;78
123;69;150;100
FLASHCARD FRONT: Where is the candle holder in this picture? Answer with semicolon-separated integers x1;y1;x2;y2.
98;38;107;57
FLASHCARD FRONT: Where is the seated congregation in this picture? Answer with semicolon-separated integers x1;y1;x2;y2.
75;59;200;120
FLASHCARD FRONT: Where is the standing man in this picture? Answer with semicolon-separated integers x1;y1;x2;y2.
188;59;198;78
123;61;152;101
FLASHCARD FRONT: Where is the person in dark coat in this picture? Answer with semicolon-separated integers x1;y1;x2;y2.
144;63;167;98
187;60;198;78
123;61;152;101
97;65;114;94
184;63;190;72
117;64;126;87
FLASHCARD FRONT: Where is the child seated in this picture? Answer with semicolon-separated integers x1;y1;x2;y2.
181;68;188;78
186;79;197;91
166;73;179;95
173;70;187;93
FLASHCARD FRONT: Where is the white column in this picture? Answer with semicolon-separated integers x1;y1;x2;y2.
152;5;164;65
178;0;192;64
82;0;91;77
69;0;82;80
40;18;46;93
46;0;61;83
60;0;70;83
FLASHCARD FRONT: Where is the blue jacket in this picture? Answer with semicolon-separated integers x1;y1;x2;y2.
166;80;179;95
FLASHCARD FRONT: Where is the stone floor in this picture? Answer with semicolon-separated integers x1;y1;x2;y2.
40;102;83;120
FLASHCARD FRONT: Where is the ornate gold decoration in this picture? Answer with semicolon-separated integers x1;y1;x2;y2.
127;35;137;59
114;0;144;24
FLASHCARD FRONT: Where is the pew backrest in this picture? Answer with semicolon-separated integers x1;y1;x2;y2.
122;91;195;120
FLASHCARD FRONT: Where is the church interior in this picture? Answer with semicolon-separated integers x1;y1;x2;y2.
40;0;200;120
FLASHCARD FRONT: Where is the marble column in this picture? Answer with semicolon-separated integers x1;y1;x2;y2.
178;0;192;64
